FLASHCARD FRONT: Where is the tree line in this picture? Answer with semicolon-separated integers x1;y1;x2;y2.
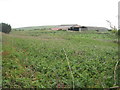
0;23;11;33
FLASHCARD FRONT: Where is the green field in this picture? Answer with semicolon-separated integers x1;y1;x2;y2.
2;30;119;88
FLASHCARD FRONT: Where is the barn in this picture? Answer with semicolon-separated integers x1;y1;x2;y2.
68;26;87;31
51;24;109;32
86;26;109;32
51;24;79;31
68;26;108;32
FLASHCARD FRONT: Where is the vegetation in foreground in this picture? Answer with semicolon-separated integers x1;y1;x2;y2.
2;30;119;88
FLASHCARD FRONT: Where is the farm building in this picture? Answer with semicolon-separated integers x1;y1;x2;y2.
67;26;109;32
68;26;87;31
51;24;109;32
80;26;109;32
51;24;79;31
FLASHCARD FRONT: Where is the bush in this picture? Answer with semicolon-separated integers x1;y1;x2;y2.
111;30;118;33
0;23;11;34
118;30;120;36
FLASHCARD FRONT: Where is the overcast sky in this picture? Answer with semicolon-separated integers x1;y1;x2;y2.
0;0;119;28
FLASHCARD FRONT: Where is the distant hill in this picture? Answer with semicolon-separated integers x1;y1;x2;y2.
13;24;109;31
13;25;59;30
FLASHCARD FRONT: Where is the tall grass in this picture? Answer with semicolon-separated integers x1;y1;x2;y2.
2;30;118;88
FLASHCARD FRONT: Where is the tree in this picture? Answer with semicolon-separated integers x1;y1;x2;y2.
0;23;11;34
106;20;117;30
118;29;120;36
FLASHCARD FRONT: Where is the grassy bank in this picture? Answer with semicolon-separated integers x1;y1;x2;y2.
2;30;118;88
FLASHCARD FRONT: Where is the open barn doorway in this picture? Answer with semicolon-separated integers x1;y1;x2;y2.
80;26;88;31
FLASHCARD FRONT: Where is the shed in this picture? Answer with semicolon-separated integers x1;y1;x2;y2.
68;26;87;31
68;26;108;32
51;24;79;31
86;26;109;32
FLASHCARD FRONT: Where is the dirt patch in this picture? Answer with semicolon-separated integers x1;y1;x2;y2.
1;51;10;56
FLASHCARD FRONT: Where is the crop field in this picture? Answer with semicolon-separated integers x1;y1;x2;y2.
1;30;119;88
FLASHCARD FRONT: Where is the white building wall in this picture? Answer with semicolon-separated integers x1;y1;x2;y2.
79;28;81;31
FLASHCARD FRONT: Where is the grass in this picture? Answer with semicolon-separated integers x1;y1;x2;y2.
2;30;119;88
